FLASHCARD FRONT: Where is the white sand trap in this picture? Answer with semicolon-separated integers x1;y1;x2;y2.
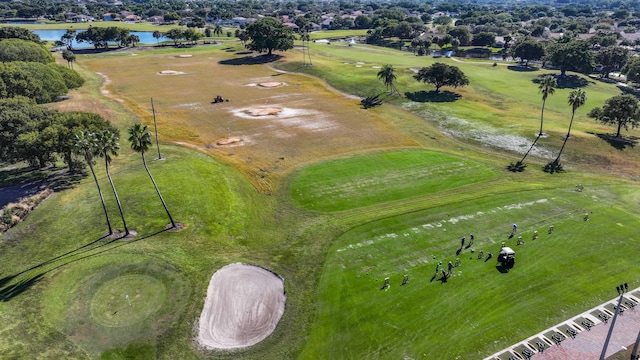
246;107;283;116
157;70;186;75
178;54;193;58
216;137;242;145
258;82;285;88
198;263;285;350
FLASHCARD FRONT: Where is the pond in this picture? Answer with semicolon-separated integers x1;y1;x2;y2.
33;29;166;48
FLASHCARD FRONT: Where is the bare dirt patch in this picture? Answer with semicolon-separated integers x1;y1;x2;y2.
216;137;243;146
197;263;285;350
157;70;186;75
245;107;283;116
258;81;285;88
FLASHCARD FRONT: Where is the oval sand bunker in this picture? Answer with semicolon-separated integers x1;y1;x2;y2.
198;263;286;349
258;81;285;88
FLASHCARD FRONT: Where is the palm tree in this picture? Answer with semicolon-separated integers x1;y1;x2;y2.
537;75;557;137
128;124;176;229
300;30;312;66
152;30;163;46
72;131;112;236
513;75;558;170
214;25;223;37
97;130;130;236
551;89;587;168
377;64;398;95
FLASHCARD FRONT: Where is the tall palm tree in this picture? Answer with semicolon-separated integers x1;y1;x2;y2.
300;31;312;66
72;131;112;236
377;64;398;95
128;124;176;229
537;75;557;137
515;75;558;168
214;25;223;37
97;130;130;236
553;89;587;165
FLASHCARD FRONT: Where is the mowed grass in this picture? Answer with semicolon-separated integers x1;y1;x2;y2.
1;38;640;360
302;185;640;359
290;150;496;212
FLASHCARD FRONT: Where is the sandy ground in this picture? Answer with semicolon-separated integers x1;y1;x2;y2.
197;263;286;350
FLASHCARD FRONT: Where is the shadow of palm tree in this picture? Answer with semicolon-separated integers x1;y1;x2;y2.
0;273;44;302
0;228;168;302
588;132;638;150
508;65;539;72
532;74;591;89
219;54;283;66
405;90;461;103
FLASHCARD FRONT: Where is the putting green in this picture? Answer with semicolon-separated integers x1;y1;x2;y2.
90;275;166;327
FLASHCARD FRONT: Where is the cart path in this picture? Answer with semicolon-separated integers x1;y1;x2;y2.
484;286;640;360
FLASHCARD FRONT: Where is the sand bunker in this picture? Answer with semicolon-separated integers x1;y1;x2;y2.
258;81;285;88
157;70;186;75
216;137;242;146
198;263;285;350
178;54;193;58
245;107;283;116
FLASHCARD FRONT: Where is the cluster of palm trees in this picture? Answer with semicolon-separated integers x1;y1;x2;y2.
72;124;176;238
513;75;587;173
299;30;312;66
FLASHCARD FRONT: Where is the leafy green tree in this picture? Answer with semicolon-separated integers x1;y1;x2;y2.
0;61;69;104
57;111;116;170
544;40;594;76
127;34;140;47
448;26;471;46
0;26;41;42
595;46;629;78
183;28;203;44
588;94;640;138
512;39;545;66
96;130;130;236
0;39;54;63
62;50;76;69
624;57;640;84
377;64;398;95
128;123;176;229
73;130;112;236
0;97;54;164
554;89;586;164
433;16;452;26
164;28;184;45
245;17;295;55
413;62;469;93
471;32;496;46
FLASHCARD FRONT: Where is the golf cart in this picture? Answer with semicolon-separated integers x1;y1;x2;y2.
498;247;515;268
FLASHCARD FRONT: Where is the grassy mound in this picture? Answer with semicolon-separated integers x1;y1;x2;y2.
290;150;496;212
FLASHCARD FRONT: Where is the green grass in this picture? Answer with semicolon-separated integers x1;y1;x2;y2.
290;150;496;212
1;39;640;360
302;185;640;359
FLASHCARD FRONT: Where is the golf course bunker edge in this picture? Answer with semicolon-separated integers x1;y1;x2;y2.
197;263;286;350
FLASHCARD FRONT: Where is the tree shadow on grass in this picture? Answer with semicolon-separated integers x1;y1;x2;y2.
588;132;638;150
508;65;539;72
219;54;283;66
405;90;461;103
0;228;168;302
532;74;591;89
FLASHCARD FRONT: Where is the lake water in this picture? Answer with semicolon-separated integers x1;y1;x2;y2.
33;29;166;48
